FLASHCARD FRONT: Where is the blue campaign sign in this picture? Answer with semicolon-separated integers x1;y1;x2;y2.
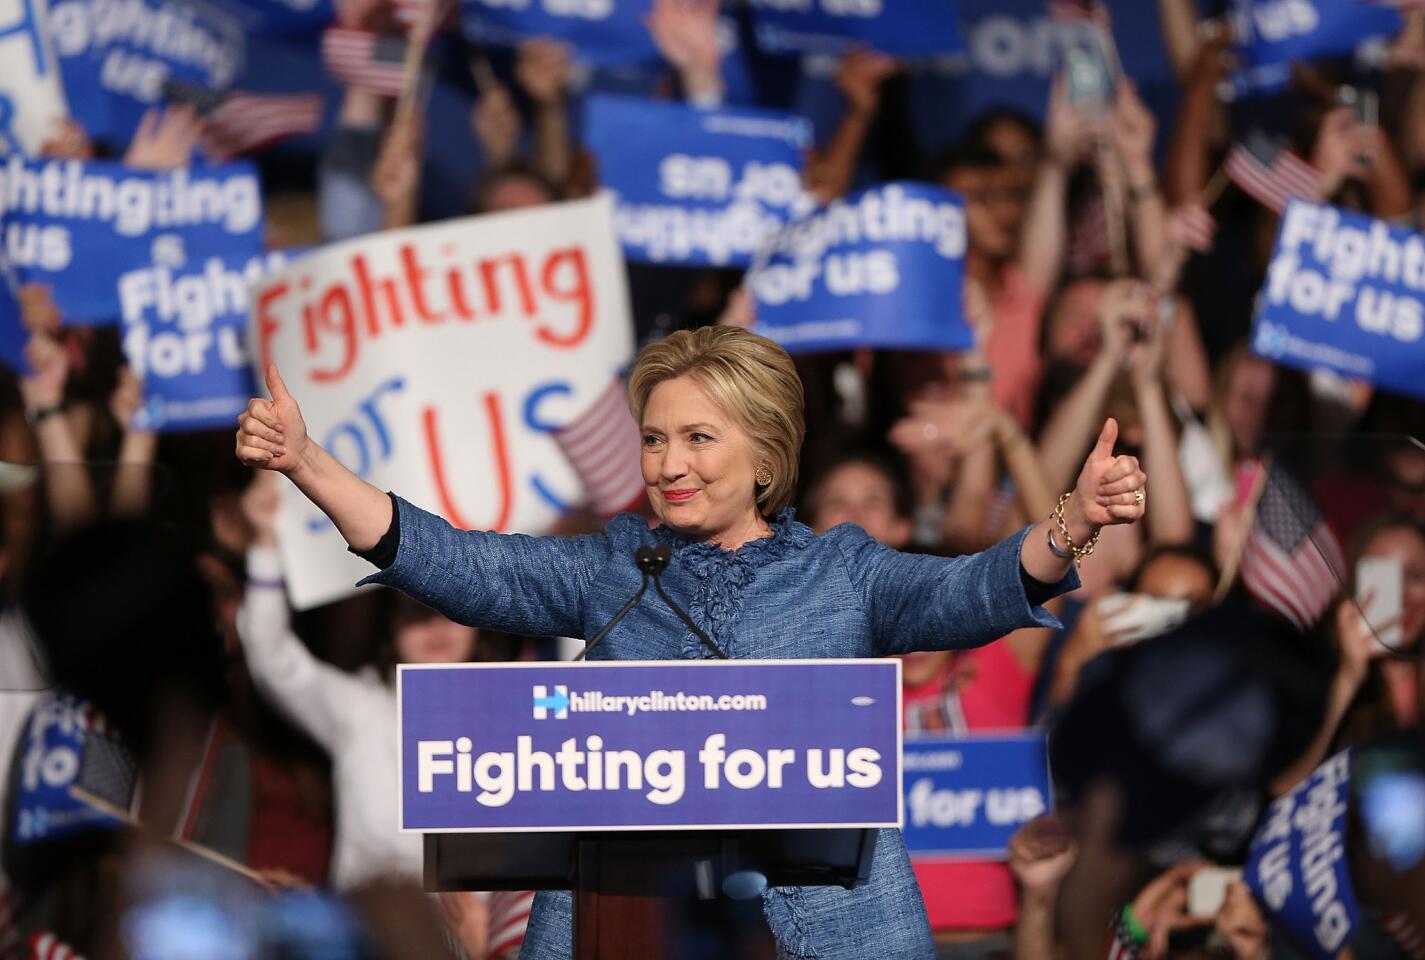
460;0;657;67
49;0;245;145
1252;200;1425;400
0;251;28;375
583;94;813;268
11;694;125;845
901;733;1052;859
1245;750;1359;960
747;181;970;354
1229;0;1401;96
907;0;1174;152
749;0;963;58
0;156;264;324
398;660;902;832
119;247;288;433
209;0;336;38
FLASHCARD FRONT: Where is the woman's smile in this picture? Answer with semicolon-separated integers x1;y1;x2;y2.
663;488;699;503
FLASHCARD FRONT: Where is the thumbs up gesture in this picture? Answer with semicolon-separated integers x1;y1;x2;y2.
1067;418;1147;537
236;365;309;475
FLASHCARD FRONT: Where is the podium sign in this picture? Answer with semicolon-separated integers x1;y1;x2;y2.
399;660;902;833
901;733;1052;860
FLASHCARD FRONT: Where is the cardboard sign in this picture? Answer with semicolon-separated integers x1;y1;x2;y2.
1253;201;1425;399
0;0;71;154
1245;750;1359;960
901;733;1052;860
398;659;902;832
254;194;634;610
459;0;656;66
749;0;964;58
0;156;263;323
747;181;970;353
584;94;812;268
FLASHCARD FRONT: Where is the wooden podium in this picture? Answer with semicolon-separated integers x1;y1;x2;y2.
424;827;878;958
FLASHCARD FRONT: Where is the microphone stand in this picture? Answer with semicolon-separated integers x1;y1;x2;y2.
577;545;728;661
644;545;728;660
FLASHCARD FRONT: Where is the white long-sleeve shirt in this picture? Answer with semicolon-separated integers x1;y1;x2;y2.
236;548;420;891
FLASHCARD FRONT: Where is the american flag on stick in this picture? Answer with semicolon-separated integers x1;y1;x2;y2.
553;380;647;518
1239;462;1346;631
1224;132;1321;215
322;28;409;97
164;80;322;163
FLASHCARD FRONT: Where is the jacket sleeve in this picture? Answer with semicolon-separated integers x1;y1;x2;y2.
237;547;367;749
355;495;615;638
834;524;1079;656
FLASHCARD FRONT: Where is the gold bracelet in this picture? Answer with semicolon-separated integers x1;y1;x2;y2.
1052;492;1101;566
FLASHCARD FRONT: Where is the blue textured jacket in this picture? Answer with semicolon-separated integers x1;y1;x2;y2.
360;497;1078;960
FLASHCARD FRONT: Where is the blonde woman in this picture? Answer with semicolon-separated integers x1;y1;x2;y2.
235;326;1146;958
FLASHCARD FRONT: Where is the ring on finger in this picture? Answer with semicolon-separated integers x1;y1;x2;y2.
1133;488;1144;505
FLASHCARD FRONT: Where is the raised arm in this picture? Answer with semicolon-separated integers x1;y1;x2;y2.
235;474;367;748
806;48;897;204
236;364;392;550
235;366;613;636
1017;80;1093;297
109;367;158;518
858;418;1143;655
646;0;725;106
515;39;575;187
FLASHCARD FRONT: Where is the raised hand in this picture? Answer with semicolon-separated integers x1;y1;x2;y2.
19;332;69;415
1045;76;1097;171
1111;79;1155;171
515;38;574;107
645;0;722;102
124;105;203;171
236;365;309;474
835;47;898;118
1066;418;1147;536
1008;814;1078;895
109;366;148;431
472;80;521;168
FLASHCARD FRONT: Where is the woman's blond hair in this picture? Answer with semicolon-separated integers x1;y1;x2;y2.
627;326;805;516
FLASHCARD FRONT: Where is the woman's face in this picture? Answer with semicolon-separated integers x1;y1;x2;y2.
395;614;477;664
1362;526;1425;646
1224;357;1276;459
641;376;763;546
1135;554;1215;613
812;462;910;548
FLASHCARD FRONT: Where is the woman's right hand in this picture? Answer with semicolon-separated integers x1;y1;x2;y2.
236;365;308;474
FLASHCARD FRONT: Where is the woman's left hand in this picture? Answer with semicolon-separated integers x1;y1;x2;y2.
1067;418;1146;537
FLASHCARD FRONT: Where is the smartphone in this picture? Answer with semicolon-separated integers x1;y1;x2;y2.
1357;556;1404;650
1096;593;1192;645
1187;866;1242;917
1063;46;1113;116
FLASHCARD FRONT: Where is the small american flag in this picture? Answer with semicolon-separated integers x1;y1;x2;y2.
322;28;409;97
164;80;322;162
1239;463;1345;631
487;890;534;958
26;932;84;960
553;380;646;518
1224;132;1321;215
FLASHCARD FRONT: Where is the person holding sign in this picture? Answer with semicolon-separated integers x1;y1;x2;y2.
233;326;1147;957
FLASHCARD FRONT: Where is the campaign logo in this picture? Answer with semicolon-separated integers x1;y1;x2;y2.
532;684;570;720
1255;320;1289;358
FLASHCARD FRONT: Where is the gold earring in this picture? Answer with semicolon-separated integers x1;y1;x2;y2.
755;466;773;486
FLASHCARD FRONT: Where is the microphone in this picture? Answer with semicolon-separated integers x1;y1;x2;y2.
577;545;727;660
644;545;727;660
576;547;655;661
